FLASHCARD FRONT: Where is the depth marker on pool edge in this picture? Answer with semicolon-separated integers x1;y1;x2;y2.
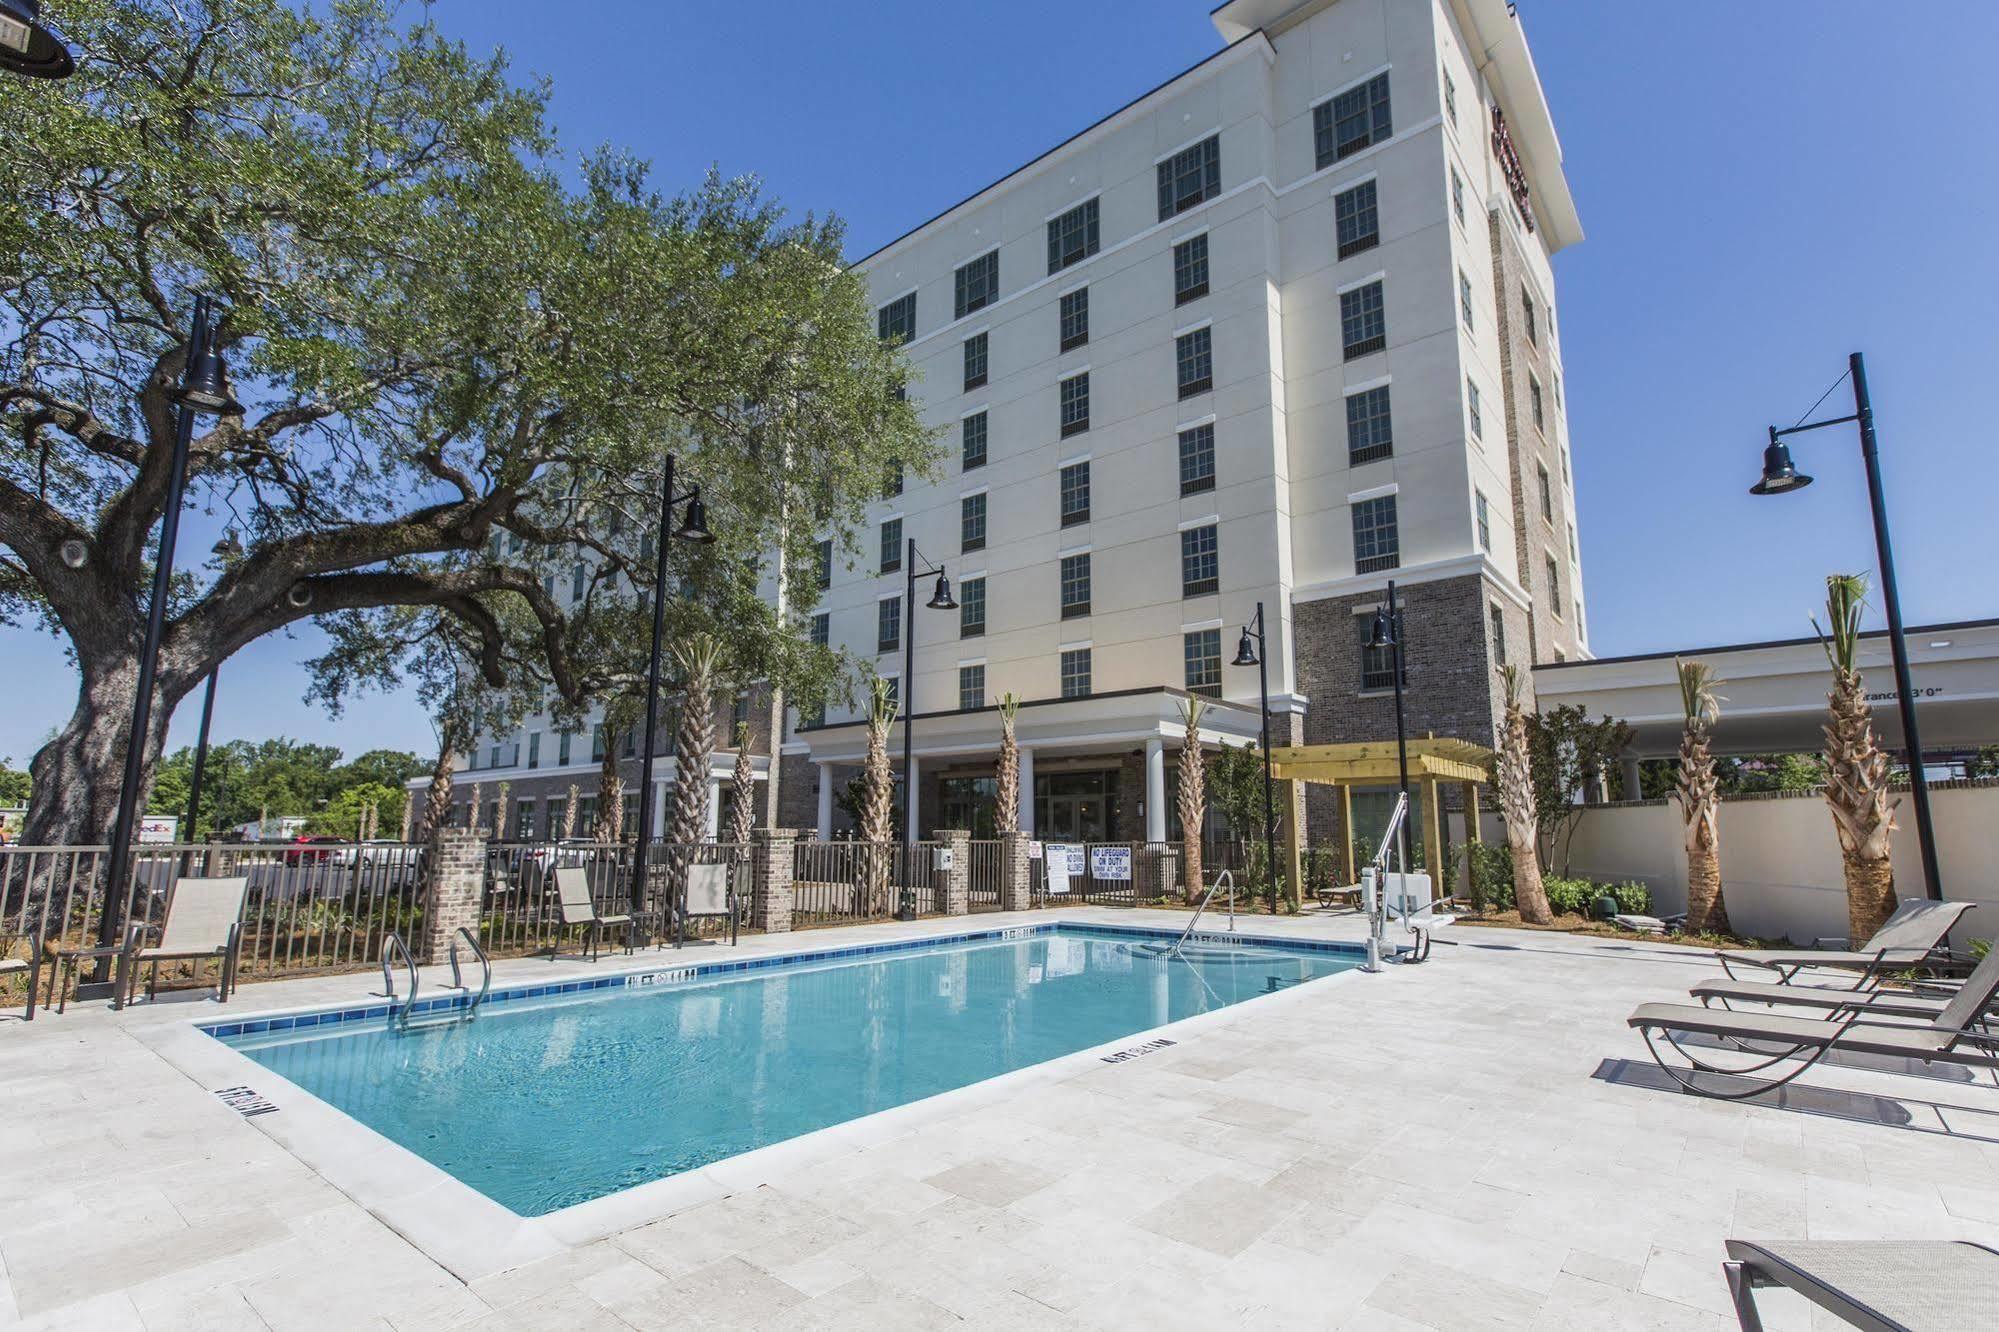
1100;1038;1177;1064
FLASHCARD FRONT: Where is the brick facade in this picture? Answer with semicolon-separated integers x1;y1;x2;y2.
418;828;484;964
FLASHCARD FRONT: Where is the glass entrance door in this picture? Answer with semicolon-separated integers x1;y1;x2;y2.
1035;771;1118;842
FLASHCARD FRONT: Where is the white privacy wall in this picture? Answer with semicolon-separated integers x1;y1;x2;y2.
1555;780;1999;945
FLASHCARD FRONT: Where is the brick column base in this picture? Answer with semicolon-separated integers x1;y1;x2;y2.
937;830;970;915
1000;831;1033;911
420;828;486;964
751;828;797;934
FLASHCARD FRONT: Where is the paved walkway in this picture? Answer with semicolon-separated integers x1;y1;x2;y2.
3;909;1995;1330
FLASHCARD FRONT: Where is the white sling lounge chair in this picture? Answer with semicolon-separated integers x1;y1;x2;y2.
122;875;248;1005
676;862;740;948
1629;940;1999;1100
551;866;633;961
1722;1239;1999;1332
1716;900;1971;986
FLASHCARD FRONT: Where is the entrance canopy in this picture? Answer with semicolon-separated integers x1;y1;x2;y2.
1268;738;1494;893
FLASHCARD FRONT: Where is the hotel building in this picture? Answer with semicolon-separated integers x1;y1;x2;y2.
440;0;1589;852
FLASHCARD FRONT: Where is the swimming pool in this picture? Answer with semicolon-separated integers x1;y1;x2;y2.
208;923;1360;1217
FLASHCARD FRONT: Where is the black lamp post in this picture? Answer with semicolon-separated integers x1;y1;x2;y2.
93;294;242;977
1751;351;1942;902
1231;602;1280;912
899;538;956;863
0;0;74;79
628;453;714;930
1365;581;1414;874
182;532;244;846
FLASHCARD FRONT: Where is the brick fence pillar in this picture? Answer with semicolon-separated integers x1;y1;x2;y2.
420;828;485;964
750;828;797;934
1000;831;1033;912
935;829;970;916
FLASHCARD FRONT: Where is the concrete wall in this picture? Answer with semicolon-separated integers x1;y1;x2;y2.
1556;779;1999;944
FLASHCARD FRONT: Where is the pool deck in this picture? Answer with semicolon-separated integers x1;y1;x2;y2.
4;907;1997;1330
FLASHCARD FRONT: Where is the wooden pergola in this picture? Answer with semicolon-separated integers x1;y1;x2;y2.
1268;737;1495;896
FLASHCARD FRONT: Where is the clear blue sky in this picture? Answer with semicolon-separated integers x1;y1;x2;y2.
5;0;1995;766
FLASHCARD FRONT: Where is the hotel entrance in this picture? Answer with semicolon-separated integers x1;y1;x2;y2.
1034;770;1119;842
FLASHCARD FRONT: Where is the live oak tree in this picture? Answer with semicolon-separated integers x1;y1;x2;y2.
0;1;931;846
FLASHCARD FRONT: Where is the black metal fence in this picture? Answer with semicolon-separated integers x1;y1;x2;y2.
791;840;944;927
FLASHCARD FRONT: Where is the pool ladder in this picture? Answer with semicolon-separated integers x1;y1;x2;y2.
1170;870;1236;957
379;929;491;1030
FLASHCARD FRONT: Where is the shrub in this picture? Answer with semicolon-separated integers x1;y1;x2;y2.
1462;841;1515;911
1542;876;1651;918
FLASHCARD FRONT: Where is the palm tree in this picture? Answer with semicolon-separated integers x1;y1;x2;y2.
1817;574;1900;943
860;677;898;914
420;721;460;839
561;782;580;838
1498;667;1553;925
665;634;721;903
1176;697;1207;904
493;781;511;840
995;693;1022;835
467;782;483;835
728;721;756;847
1673;659;1730;934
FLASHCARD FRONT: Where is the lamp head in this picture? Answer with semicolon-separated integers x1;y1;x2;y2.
1366;608;1395;652
212;531;245;561
1750;431;1813;496
0;0;75;80
674;490;714;543
926;572;957;611
177;303;243;417
1231;629;1260;668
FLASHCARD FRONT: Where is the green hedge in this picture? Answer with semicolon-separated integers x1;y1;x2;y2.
1543;876;1651;918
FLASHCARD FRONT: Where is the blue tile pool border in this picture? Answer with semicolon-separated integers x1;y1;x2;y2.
196;920;1368;1040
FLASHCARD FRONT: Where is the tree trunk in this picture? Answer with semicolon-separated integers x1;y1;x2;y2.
1843;851;1896;946
1685;844;1730;936
1508;830;1552;925
597;729;624;841
22;656;175;849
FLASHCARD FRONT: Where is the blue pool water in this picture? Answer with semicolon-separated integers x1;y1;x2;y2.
216;925;1357;1216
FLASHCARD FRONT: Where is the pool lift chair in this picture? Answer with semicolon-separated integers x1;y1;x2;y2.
1359;791;1455;970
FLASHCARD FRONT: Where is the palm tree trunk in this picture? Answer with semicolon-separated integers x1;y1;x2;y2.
1844;850;1897;944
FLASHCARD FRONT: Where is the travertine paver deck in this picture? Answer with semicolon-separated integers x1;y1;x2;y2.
4;908;1996;1330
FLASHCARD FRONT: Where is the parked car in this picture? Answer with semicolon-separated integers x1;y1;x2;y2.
327;839;424;888
281;835;347;867
516;838;610;892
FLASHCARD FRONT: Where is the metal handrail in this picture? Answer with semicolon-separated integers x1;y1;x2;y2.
380;932;417;1025
1172;870;1237;956
448;925;491;1017
1359;793;1410;972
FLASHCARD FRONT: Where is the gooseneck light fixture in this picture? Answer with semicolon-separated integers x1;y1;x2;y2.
900;539;955;858
0;0;74;80
1230;602;1280;911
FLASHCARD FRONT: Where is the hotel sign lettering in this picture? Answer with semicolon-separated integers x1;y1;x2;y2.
1489;105;1534;233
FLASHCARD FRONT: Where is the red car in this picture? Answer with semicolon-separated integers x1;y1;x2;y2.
281;835;347;867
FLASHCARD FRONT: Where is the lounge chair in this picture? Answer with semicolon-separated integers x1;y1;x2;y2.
1628;940;1999;1100
676;862;740;948
1690;975;1995;1027
552;866;633;961
2;929;42;1020
1722;1238;1999;1331
1717;900;1972;986
121;875;248;1005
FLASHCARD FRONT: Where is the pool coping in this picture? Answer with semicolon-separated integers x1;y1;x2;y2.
136;917;1376;1282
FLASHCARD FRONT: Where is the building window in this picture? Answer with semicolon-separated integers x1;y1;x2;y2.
962;410;987;470
961;492;986;552
814;538;832;591
1184;629;1221;698
1059;460;1091;526
1179;423;1216;495
1522;287;1538;345
1046;198;1100;274
1451;165;1465;225
954;249;999;320
1174;233;1210;304
1475;490;1491;552
1569;522;1579;564
960;576;985;637
883;463;903;498
1340;281;1386;359
1490;603;1507;665
1316;73;1392;169
1059;287;1089;353
570;562;585;602
1467;378;1482;438
1530;375;1545;431
1553;370;1563;409
810;611;829;648
1537;462;1553;523
527;732;541;769
1443;68;1457;126
1156;134;1221;221
877;292;916;344
1459;268;1474;330
1353;494;1399;573
958;664;985;712
1334;180;1379;259
1060;553;1091;618
963;332;987;390
1546;555;1563;617
1346;385;1393;465
1359;614;1403;691
558;731;571;765
1059;371;1090;437
590;725;604;762
1180;524;1219;596
878;596;902;653
880;517;902;573
1060;647;1092;698
517;801;537;840
1176;326;1213;398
